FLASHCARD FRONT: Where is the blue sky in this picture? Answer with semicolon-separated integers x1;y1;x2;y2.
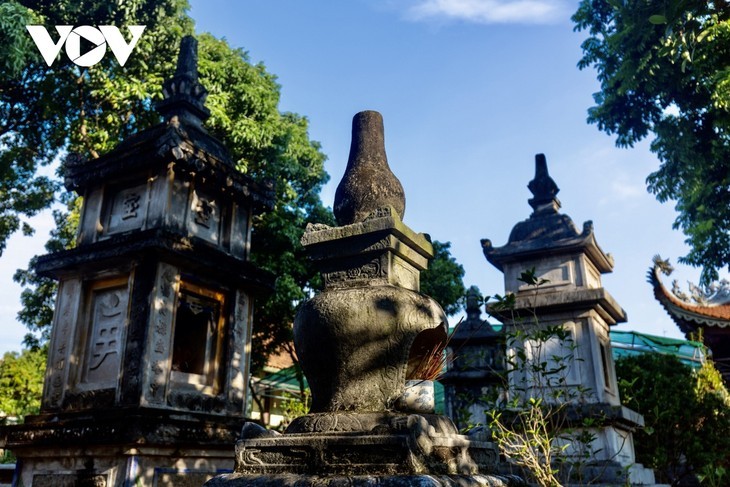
0;0;715;353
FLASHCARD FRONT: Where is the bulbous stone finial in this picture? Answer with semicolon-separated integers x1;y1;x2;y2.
528;153;561;213
333;111;406;226
156;35;210;127
465;285;483;321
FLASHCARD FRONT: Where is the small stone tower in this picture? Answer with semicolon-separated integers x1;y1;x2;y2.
440;286;502;430
481;154;656;485
1;36;274;486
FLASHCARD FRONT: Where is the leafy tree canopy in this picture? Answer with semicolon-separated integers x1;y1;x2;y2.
0;347;45;423
573;0;730;284
420;240;466;317
616;354;730;485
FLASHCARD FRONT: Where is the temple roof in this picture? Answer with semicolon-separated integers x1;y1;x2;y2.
481;154;613;273
649;260;730;334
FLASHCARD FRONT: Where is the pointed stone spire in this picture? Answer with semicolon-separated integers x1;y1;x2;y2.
527;153;561;214
333;111;406;226
156;35;210;127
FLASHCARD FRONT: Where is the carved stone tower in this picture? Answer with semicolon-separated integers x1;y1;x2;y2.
482;155;657;485
205;111;519;487
1;37;274;486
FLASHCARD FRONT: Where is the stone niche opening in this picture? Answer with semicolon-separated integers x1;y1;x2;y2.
169;281;228;395
405;323;448;380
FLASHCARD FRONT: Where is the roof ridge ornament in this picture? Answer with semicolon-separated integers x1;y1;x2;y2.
528;153;561;214
156;35;210;127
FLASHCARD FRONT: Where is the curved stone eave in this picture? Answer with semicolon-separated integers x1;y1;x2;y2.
481;224;613;274
63;120;274;212
34;228;276;294
486;287;627;325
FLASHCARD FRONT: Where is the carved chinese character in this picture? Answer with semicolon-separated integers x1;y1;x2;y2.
122;192;141;220
87;289;125;374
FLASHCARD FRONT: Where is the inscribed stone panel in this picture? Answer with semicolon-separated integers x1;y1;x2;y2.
106;183;148;235
81;284;129;388
188;188;221;244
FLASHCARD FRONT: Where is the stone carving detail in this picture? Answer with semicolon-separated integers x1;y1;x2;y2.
63;388;115;409
287;413;366;434
46;280;81;407
145;263;178;403
232;414;496;477
33;474;107;487
229;291;250;408
323;258;383;286
189;190;220;243
194;197;214;228
364;206;396;221
672;277;730;306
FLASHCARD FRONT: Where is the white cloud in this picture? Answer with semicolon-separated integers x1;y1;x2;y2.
403;0;571;25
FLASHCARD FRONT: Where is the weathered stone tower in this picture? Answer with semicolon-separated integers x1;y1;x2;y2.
481;154;656;485
0;37;274;486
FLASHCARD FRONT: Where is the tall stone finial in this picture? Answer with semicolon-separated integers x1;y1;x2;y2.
333;111;406;226
156;35;210;127
528;153;561;213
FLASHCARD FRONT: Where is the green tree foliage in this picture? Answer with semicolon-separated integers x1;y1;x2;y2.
420;240;466;316
616;354;730;485
3;1;332;370
0;347;45;423
13;195;80;348
573;1;730;284
0;2;57;254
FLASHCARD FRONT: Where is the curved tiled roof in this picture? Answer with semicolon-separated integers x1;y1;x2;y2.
649;265;730;334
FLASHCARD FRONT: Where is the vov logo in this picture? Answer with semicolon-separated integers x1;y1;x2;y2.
26;25;146;67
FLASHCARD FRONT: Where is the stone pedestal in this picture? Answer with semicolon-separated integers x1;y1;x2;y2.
6;410;240;486
205;412;519;486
